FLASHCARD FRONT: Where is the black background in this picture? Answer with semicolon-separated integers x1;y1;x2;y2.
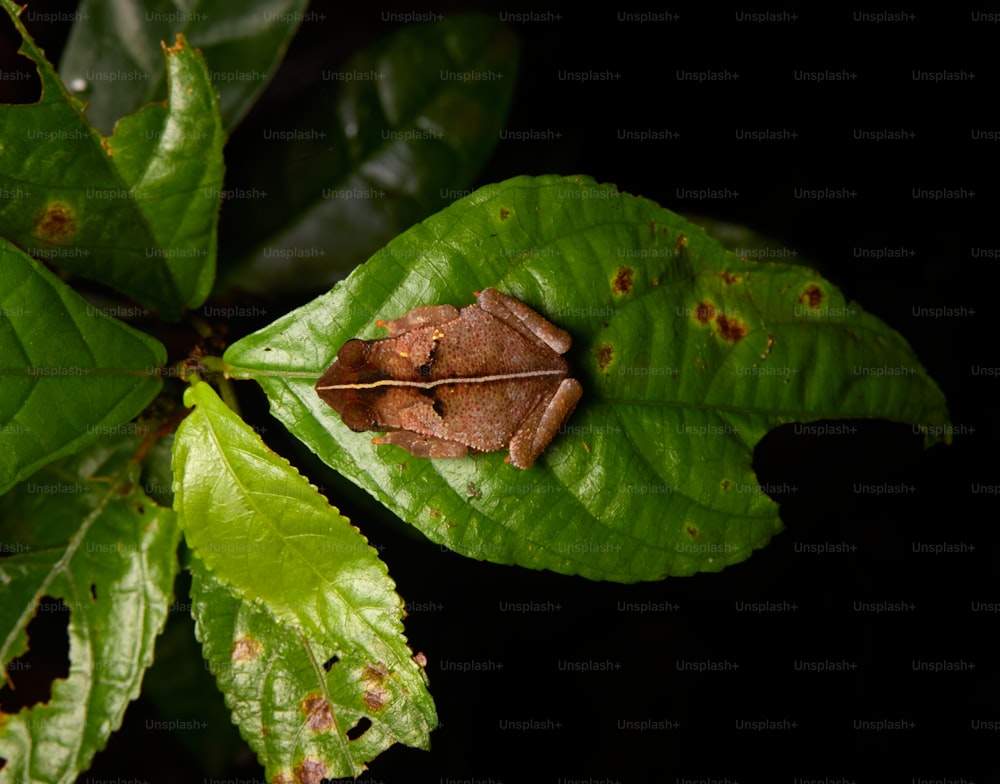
1;2;995;782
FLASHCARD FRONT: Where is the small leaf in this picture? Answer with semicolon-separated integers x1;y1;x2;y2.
171;381;436;777
58;0;309;134
224;174;951;583
191;562;424;780
219;14;518;292
0;242;165;496
0;437;182;784
0;2;223;318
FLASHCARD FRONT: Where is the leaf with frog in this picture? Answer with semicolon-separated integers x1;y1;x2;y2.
224;174;950;583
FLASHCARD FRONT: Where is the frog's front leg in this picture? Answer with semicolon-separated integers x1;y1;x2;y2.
373;431;469;459
372;395;469;459
376;304;459;337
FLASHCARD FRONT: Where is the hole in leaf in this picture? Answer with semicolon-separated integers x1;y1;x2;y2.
753;419;926;529
755;420;923;497
0;596;70;712
347;716;372;740
322;655;339;672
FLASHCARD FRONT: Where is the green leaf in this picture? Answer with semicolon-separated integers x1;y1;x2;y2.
59;0;309;135
0;437;182;784
0;242;165;496
0;2;223;318
224;174;952;583
219;14;518;293
191;562;426;781
171;381;436;777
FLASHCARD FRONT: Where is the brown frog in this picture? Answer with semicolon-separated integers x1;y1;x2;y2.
316;287;582;469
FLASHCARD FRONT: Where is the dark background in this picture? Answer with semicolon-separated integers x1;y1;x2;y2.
1;2;995;782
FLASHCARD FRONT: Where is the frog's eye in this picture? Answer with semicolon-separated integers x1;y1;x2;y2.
341;401;376;432
337;339;370;369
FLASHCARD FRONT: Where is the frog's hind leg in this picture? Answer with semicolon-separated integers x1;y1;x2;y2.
507;378;583;469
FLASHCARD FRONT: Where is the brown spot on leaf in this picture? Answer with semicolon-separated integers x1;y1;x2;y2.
293;758;327;784
597;344;613;370
362;662;390;684
720;270;741;285
163;35;185;54
721;479;731;490
33;202;78;245
715;314;748;343
428;508;441;518
694;302;715;324
612;266;634;294
361;662;391;711
467;482;482;499
499;208;510;220
686;526;698;538
675;234;688;251
301;693;334;732
413;651;428;668
800;284;823;308
272;774;294;784
231;636;262;661
364;689;388;711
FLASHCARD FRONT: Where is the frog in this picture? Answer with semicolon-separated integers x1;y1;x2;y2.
315;287;582;469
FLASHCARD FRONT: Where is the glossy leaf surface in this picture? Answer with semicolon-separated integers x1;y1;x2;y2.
0;2;223;318
172;381;436;777
0;438;181;784
58;0;308;134
0;242;165;496
224;174;951;582
220;14;518;292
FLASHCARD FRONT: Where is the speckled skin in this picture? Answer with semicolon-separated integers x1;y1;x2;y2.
315;288;582;469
